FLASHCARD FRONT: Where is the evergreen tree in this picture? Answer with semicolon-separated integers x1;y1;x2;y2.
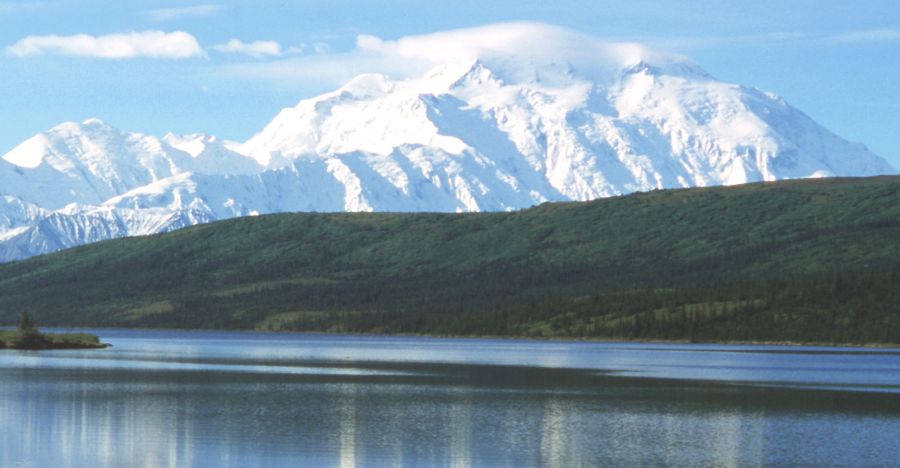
18;312;35;333
13;312;46;349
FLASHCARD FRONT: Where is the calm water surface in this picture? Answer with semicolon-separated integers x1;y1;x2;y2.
1;329;899;467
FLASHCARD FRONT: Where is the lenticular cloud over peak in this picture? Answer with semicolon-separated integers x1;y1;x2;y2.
220;22;692;89
354;22;688;81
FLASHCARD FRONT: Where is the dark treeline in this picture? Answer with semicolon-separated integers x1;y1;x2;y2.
0;175;898;344
125;263;900;344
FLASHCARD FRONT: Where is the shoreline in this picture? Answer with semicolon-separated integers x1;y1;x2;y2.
14;325;900;350
0;329;109;351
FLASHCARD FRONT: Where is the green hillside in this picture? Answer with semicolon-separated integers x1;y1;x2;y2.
1;176;898;344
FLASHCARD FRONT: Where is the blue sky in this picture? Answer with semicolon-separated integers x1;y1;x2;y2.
1;0;899;167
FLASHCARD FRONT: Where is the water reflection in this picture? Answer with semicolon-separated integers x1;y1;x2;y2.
339;383;357;468
539;398;568;467
2;331;900;467
450;388;472;468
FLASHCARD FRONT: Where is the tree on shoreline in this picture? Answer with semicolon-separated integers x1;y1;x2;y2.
19;312;35;333
12;312;47;349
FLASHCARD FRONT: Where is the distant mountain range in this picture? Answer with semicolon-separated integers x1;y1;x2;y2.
1;24;894;261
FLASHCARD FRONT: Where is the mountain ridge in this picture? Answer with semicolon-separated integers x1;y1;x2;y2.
1;25;895;260
1;175;897;343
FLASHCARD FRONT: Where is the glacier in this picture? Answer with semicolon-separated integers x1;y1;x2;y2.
0;23;895;261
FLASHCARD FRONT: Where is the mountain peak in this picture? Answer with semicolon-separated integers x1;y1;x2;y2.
338;73;396;98
1;133;50;169
619;58;714;82
622;60;662;76
429;59;503;91
0;24;896;261
42;118;120;143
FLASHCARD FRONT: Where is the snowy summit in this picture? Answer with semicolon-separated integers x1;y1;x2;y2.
0;23;895;261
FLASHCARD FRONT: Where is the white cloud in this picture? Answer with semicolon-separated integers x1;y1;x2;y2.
143;4;223;21
7;30;204;59
352;22;662;69
220;22;679;88
212;39;282;58
217;22;900;91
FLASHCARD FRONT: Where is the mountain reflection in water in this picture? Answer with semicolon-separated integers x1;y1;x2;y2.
1;330;899;467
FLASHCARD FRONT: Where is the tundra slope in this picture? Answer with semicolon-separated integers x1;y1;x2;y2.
0;176;897;343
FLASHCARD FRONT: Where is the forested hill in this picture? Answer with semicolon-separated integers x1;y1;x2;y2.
0;176;898;344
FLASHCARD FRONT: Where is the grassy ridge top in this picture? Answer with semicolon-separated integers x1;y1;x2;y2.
1;176;898;343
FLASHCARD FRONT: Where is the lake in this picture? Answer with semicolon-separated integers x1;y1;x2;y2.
1;330;899;467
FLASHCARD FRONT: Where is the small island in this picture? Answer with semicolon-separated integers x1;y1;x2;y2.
0;313;108;350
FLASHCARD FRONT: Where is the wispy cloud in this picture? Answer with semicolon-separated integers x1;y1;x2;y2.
644;32;811;51
218;23;675;88
0;1;53;14
831;28;900;43
312;42;330;54
7;31;204;59
643;28;900;52
213;39;282;58
143;4;223;21
285;44;307;54
216;21;900;93
220;52;420;89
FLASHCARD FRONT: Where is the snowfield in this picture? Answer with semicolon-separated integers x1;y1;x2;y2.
0;24;895;261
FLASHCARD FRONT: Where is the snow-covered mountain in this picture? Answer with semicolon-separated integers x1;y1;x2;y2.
0;24;895;261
